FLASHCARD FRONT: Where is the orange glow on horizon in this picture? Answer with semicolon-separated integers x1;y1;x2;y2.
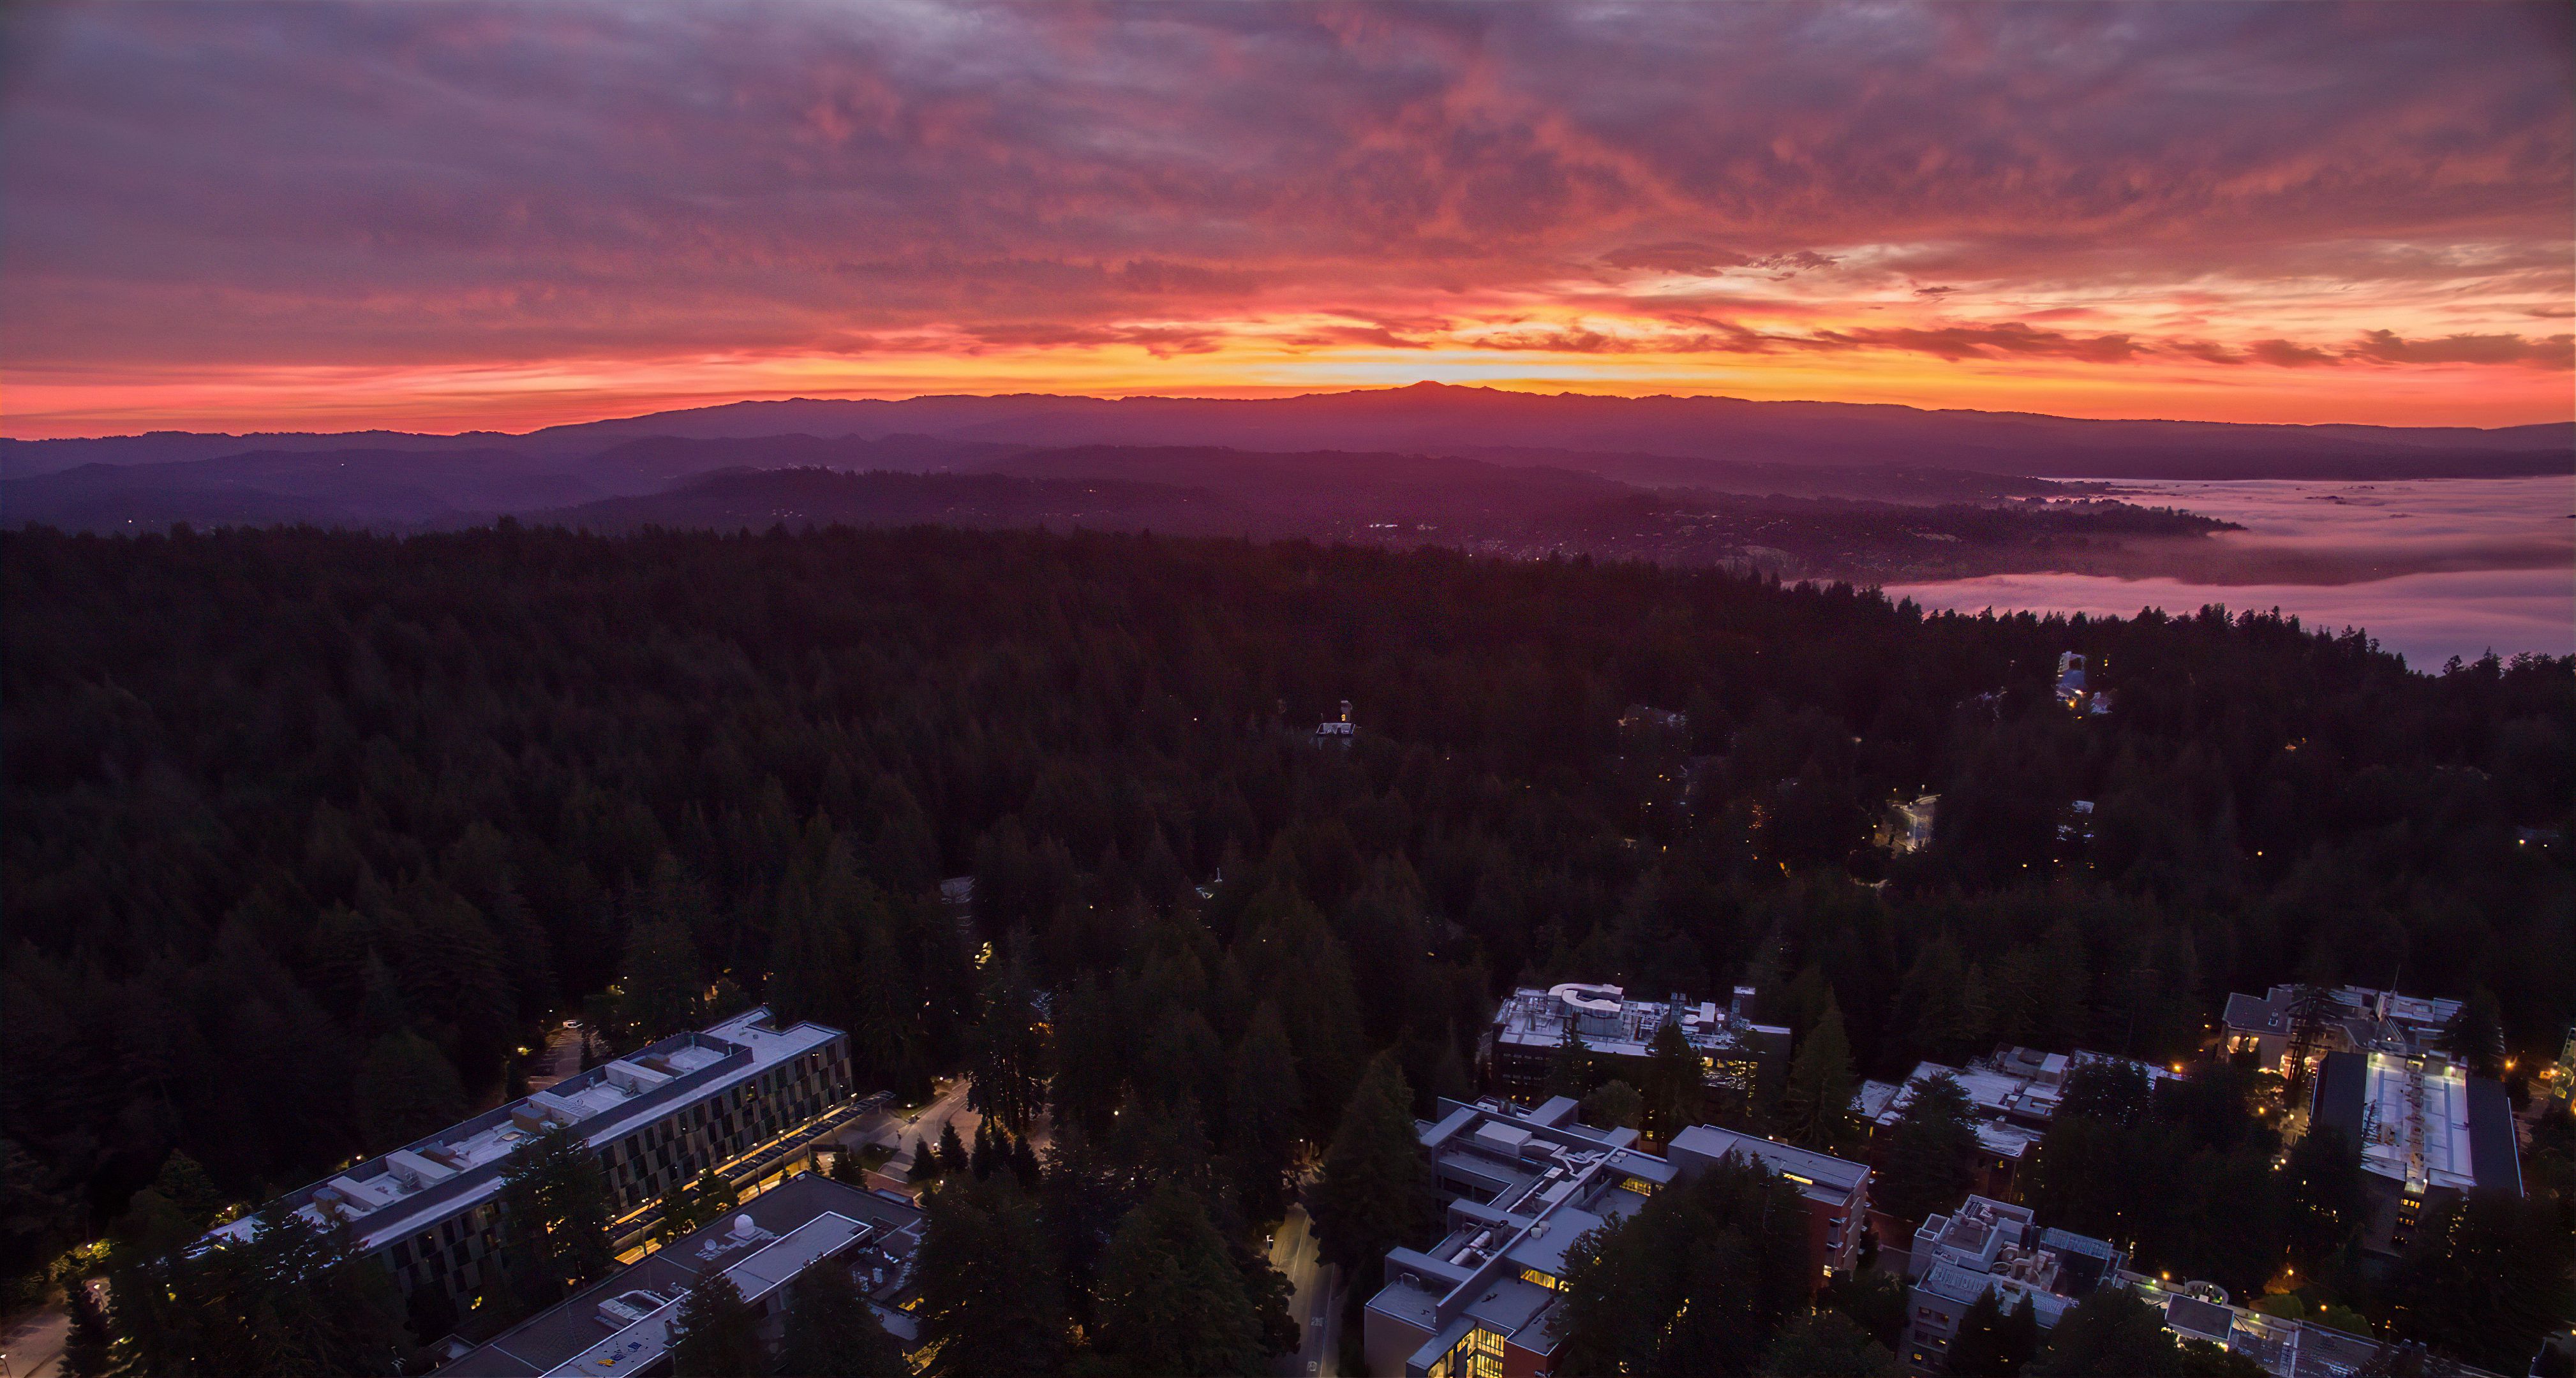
6;336;2569;439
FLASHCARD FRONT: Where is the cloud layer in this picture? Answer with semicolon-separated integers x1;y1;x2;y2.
2;1;2569;434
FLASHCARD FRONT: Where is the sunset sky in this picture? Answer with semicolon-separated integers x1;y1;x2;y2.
3;1;2569;438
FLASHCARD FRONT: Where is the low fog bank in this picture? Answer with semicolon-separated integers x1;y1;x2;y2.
1887;477;2574;665
1888;567;2572;667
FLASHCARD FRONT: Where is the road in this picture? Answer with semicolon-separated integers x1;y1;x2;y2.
525;1021;586;1093
1;1284;75;1378
868;1079;979;1174
1270;1199;1344;1378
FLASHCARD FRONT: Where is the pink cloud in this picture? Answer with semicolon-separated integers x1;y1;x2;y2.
2349;329;2574;368
0;1;2565;426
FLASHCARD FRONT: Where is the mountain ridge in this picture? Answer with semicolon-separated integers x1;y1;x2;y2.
6;382;2565;482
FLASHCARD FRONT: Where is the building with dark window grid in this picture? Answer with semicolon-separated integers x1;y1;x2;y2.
205;1007;864;1326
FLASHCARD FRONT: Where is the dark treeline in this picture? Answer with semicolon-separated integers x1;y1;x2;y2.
3;522;2570;1347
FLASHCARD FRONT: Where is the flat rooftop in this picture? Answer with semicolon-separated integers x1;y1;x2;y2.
1490;984;1771;1063
1667;1125;1868;1202
212;1007;842;1256
2326;1051;2482;1192
439;1173;920;1378
1858;1051;2171;1142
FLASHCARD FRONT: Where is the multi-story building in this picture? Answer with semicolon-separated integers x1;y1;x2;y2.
209;1007;866;1327
1876;794;1939;854
1365;1096;1680;1378
1666;1125;1872;1281
2222;984;2464;1080
1366;1098;1875;1377
2053;653;2111;715
1316;699;1357;747
1482;982;1790;1114
2125;1273;2505;1378
2308;1048;2520;1256
436;1171;923;1377
1852;1046;2173;1204
1900;1196;2124;1374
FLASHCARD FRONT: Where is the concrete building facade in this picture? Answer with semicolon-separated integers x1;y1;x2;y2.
435;1172;922;1377
1482;982;1789;1114
1666;1125;1872;1281
2307;1049;2520;1256
1364;1096;1678;1378
1852;1046;2173;1203
2222;984;2464;1081
209;1007;865;1326
1366;1098;1877;1377
1900;1196;2124;1374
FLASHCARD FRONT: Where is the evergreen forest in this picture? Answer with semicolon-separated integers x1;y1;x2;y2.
3;521;2570;1373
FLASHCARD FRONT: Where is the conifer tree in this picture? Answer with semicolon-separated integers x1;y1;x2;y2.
2389;1189;2575;1374
668;1269;766;1378
148;1151;227;1227
2025;1289;2180;1377
2281;1124;2365;1271
967;950;1048;1134
1545;1026;1598;1099
1640;1018;1706;1144
1875;1074;1977;1226
1995;1294;2040;1374
1554;1155;1810;1378
1580;1079;1644;1131
915;1178;1067;1377
767;824;863;1032
777;1262;908;1378
61;1280;112;1378
1944;1288;2038;1377
1094;1185;1270;1377
1309;1053;1425;1296
112;1203;410;1377
937;1121;969;1178
2438;988;2505;1081
1783;995;1860;1153
1008;1129;1043;1189
355;1029;468;1150
1225;1002;1302;1220
498;1124;614;1308
1228;884;1364;1134
1764;1308;1904;1377
614;858;709;1042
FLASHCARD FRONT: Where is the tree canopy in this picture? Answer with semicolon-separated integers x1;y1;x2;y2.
2;521;2566;1372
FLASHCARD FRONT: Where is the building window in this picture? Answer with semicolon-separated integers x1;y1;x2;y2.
1521;1268;1559;1291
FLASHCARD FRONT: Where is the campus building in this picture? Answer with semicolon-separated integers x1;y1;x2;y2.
2308;1049;2520;1256
1482;982;1791;1114
1364;1096;1679;1378
209;1007;867;1326
2222;984;2464;1080
1667;1125;1873;1280
1852;1046;2173;1203
1366;1097;1874;1377
2054;653;2112;715
2124;1273;2505;1378
1901;1196;2125;1374
435;1172;923;1377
